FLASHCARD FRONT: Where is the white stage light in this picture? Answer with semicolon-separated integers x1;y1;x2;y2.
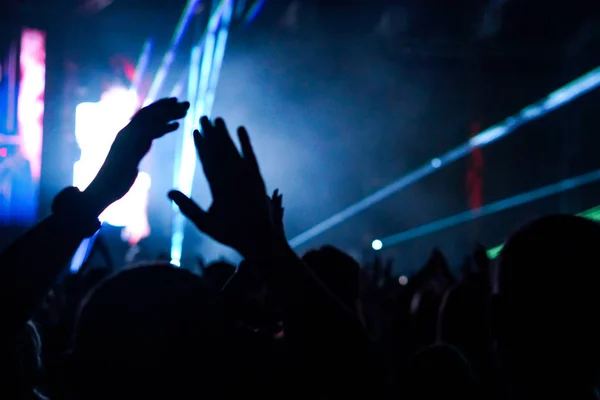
372;239;383;251
74;87;150;238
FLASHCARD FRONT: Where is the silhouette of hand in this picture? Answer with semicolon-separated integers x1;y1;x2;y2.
268;189;285;237
85;98;189;215
169;117;271;258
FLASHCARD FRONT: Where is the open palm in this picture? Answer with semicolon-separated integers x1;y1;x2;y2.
86;98;189;215
169;117;272;258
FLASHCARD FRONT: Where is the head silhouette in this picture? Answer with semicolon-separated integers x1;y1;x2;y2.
404;344;478;400
203;260;236;291
495;215;600;396
302;246;360;312
2;320;44;399
70;263;223;400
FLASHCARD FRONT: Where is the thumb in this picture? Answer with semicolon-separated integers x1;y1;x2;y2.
168;190;210;232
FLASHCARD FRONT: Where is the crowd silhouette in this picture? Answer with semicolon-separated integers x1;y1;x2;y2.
3;97;599;399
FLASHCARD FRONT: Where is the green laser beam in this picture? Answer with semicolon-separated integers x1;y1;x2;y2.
486;204;600;259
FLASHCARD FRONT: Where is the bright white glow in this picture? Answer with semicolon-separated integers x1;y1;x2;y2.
74;88;151;241
431;158;442;168
399;275;408;286
372;239;383;251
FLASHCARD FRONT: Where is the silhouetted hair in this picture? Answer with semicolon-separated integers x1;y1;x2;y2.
497;215;600;377
404;344;478;400
70;263;223;399
302;246;360;310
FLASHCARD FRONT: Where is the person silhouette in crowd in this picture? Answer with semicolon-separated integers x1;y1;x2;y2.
0;97;189;399
404;344;479;400
494;215;600;400
70;264;223;400
169;116;386;398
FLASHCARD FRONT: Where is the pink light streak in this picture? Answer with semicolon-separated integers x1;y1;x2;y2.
17;28;46;182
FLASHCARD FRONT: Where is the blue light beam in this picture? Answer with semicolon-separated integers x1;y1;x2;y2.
203;0;234;116
244;0;267;25
289;65;600;248
131;39;153;94
170;1;232;267
170;44;203;267
144;0;202;105
378;168;600;248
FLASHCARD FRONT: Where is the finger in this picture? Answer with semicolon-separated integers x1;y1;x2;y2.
199;116;214;139
272;189;279;199
168;190;211;232
139;97;177;116
193;129;207;161
154;100;189;124
237;126;261;177
213;117;239;153
155;122;179;138
193;129;217;194
168;101;190;120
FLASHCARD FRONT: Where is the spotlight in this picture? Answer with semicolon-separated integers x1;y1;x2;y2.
372;239;383;251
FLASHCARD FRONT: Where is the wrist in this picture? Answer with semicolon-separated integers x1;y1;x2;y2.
82;177;114;217
52;187;101;237
242;228;292;264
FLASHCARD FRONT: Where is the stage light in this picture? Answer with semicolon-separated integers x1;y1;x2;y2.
170;0;234;267
399;275;408;286
379;168;600;248
170;45;203;267
289;65;600;249
372;239;383;251
431;158;442;168
144;0;202;105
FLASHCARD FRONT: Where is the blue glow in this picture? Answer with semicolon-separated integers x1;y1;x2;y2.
380;168;600;247
144;0;202;105
203;0;234;115
70;231;100;273
170;44;202;266
193;17;217;120
431;158;442;168
244;0;267;25
170;1;233;266
131;39;153;93
176;45;203;196
168;1;229;99
372;239;383;251
288;65;600;248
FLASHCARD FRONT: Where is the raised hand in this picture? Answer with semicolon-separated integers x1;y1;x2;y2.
85;98;189;215
169;117;272;258
268;189;285;237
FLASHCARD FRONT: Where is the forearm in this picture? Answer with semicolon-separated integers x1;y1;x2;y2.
247;237;381;396
0;187;100;333
246;234;368;345
247;236;354;318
